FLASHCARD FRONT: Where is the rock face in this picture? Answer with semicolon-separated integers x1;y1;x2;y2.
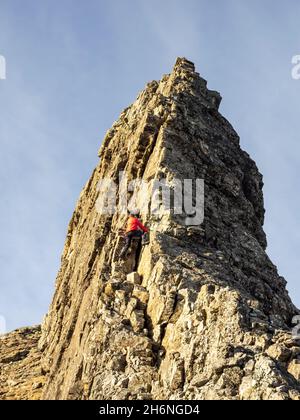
0;327;44;400
1;58;299;400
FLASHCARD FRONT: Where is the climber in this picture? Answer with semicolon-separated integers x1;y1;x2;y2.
119;210;149;260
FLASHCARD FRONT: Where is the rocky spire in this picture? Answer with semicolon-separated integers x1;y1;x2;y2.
1;58;299;400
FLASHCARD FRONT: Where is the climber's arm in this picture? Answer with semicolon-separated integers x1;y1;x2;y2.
137;220;149;233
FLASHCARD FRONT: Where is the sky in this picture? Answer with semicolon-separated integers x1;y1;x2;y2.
0;0;299;332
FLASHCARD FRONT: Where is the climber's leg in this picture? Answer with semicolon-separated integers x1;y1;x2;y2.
119;233;133;259
119;231;142;259
134;236;143;271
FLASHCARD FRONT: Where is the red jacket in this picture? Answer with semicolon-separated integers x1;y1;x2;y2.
126;216;148;233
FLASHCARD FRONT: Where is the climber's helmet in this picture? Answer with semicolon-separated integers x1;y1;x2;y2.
129;209;140;218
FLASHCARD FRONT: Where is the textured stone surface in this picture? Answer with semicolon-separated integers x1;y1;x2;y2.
0;327;44;400
1;58;299;400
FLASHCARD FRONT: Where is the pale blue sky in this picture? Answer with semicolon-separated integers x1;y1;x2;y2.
0;0;299;331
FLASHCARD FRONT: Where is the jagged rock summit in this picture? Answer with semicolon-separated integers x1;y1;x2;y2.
1;58;300;400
